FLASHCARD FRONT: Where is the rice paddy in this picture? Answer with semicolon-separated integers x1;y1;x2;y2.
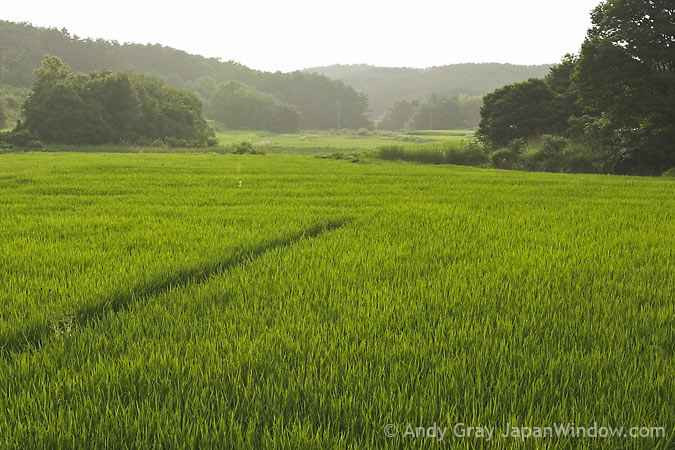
0;152;673;449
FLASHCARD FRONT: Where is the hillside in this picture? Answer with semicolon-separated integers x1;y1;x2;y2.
0;21;370;129
305;63;552;118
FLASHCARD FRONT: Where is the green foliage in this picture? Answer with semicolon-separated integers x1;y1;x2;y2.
0;85;28;129
0;21;371;130
378;100;418;130
0;99;5;129
478;0;675;175
19;57;214;146
226;141;263;155
0;128;43;149
478;79;562;148
379;96;483;131
663;168;675;177
574;0;675;175
209;81;299;132
490;148;522;170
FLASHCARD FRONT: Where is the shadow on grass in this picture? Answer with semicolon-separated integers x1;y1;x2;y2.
0;219;351;359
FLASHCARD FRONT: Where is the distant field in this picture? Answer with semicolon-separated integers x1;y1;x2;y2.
5;130;475;156
1;152;673;448
215;129;473;153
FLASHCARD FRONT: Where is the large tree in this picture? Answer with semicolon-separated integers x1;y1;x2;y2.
575;0;675;174
478;79;560;147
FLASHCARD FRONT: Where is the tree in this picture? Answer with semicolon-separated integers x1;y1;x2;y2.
575;0;675;174
0;99;6;129
20;56;214;146
410;95;464;130
0;21;371;131
378;100;417;130
545;54;582;128
478;79;559;147
209;81;300;132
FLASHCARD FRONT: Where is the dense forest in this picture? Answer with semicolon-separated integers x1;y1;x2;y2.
478;0;674;176
208;81;300;132
305;63;551;120
0;20;370;130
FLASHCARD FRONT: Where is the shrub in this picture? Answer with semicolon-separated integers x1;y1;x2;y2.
230;142;263;155
0;129;44;149
491;148;522;169
445;145;489;166
663;168;675;177
524;135;568;172
377;146;407;161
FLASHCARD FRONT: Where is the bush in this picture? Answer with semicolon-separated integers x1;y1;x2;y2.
377;145;407;161
0;129;44;149
491;148;522;169
230;142;263;155
663;168;675;177
445;144;489;166
521;135;566;172
521;135;599;174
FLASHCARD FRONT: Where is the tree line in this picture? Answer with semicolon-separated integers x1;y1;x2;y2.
478;0;674;175
0;20;370;131
378;95;482;130
305;63;551;119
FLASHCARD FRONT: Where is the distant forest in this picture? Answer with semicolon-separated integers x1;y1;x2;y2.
0;20;370;130
304;64;551;120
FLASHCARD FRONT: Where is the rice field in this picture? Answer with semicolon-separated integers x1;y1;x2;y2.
214;129;472;154
0;152;673;449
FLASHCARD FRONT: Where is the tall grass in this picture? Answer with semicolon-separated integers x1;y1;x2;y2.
377;142;488;166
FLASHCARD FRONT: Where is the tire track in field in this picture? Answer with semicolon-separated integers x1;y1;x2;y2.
0;218;351;359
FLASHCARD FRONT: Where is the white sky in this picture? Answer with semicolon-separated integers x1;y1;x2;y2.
2;0;600;72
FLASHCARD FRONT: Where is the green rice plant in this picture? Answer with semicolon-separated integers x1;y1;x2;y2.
0;152;672;449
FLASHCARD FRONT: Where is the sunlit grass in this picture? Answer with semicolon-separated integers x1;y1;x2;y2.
0;152;672;449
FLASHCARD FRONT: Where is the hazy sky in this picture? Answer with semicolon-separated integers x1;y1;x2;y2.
3;0;601;72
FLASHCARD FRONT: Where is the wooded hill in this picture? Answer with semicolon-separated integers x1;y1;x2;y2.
0;20;370;130
304;63;552;119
